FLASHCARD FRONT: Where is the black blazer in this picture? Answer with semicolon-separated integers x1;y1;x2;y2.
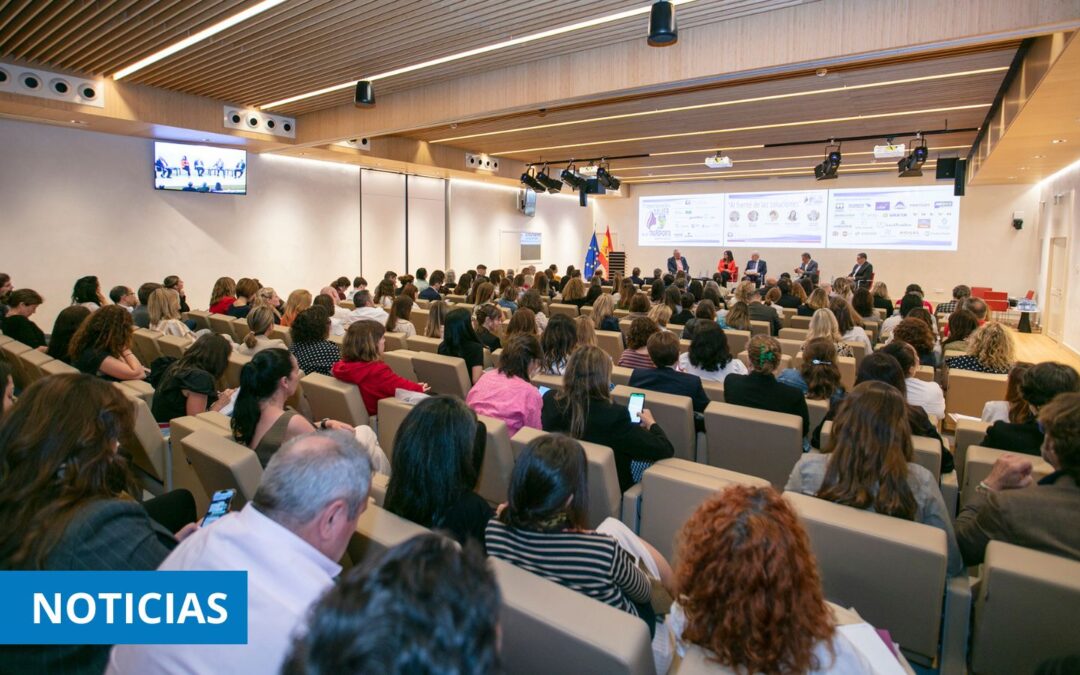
797;304;817;317
724;371;810;435
982;420;1044;456
628;367;710;413
670;309;694;326
777;294;801;309
850;262;874;286
748;302;782;336
541;392;675;491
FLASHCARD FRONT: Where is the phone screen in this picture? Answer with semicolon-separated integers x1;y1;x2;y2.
201;489;235;528
537;385;551;397
628;392;645;424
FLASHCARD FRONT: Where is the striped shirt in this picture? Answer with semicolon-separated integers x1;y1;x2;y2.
485;519;650;615
618;349;655;370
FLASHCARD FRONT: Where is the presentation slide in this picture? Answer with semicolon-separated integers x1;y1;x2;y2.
827;186;959;250
639;193;726;247
724;190;827;248
520;232;542;260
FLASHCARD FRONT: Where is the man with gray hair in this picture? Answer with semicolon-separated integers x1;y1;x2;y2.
108;430;372;675
345;288;389;326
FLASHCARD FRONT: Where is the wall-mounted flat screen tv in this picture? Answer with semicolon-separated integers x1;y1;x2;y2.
154;141;247;194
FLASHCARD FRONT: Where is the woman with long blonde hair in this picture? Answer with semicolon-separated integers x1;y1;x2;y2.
718;301;750;331
591;293;619;332
253;286;283;320
280;289;312;327
148;288;195;339
805;307;852;356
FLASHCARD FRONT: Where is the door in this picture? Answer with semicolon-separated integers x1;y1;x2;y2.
1046;236;1067;342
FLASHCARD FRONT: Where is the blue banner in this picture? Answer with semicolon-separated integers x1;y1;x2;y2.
0;571;248;645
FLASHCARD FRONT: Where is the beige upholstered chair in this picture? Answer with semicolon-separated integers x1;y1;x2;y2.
16;349;53;386
596;330;624;362
39;359;79;377
789;315;812;330
405;335;442;354
612;385;696;461
167;415;232;513
383;332;408;351
374;397;416;460
156;334;191;359
960;445;1054;508
207;313;235;337
223;351;251;389
185;310;211;331
346;503;432;569
383;349;420;381
946;369;1008;418
132;328;164;365
268;325;292;347
411;352;471;398
778;327;808;342
954;418;991;480
180;429;263;508
409;308;429;335
749;319;771;337
610;365;633;387
702;401;802;487
548;303;580;318
114;383;169;490
475;413;517;505
724;329;750;355
301;372;370;427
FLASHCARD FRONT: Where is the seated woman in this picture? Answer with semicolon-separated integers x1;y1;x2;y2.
374;279;396;310
208;276;237;315
69;305;147;381
880;340;945;419
334;321;428;417
560;277;589;309
289;306;340;376
716;250;739;285
647;303;673;328
851;287;876;319
945;322;1014;374
71;275;105;311
496;285;519;313
162;275;190;314
618;317;659;370
786;381;963;576
235;306;287;356
542;346;674;491
871;281;893;315
629;331;709;413
778;337;846;405
717;301;750;332
517;290;548;333
312;293;345;337
505;307;539;338
473;304;503;352
540;313;578;375
892;316;940;367
661;484;875;674
981;362;1033;424
627;292;651;319
438;308;486;383
148;287;196;339
680;300;716;340
797;287;829;317
805;308;853;357
385;295;417;338
880;292;924;342
279;289;311;328
830;297;872;354
385;396;492;546
254;287;284;322
225;277;260;319
233;348;389;472
487;434;673;630
616;278;637;310
831;277;853;302
574;315;599;350
0;374;194;673
943;308;979;351
981;361;1080;455
424;299;448;339
2;289;47;349
466;334;543;437
678;322;746;383
724;335;810;438
592;294;620;332
151;334;234;423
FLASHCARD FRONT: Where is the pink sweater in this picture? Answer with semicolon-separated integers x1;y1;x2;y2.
465;370;543;437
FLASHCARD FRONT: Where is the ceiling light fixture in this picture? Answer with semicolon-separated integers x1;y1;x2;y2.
535;164;564;193
561;163;589;190
431;67;1006;144
621;162;937;183
494;103;990;155
814;142;842;180
260;0;699;110
597;163;621;190
112;0;287;80
612;145;972;171
1051;139;1067;144
897;135;928;177
520;166;547;192
647;1;678;46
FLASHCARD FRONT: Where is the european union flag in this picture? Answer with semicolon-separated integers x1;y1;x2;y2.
584;232;600;279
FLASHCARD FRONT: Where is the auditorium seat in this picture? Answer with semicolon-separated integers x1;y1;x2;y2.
410;308;429;334
339;300;355;310
612;385;696;461
39;359;79;377
613;308;630;319
618;319;632;339
837;355;856;390
383;348;419;381
181;429;263;508
969;541;1080;675
784;491;970;670
724;329;750;356
531;372;563;392
114;383;170;491
347;503;432;569
167;415;232;514
778;327;808;341
702;380;724;402
548;303;580;318
946;370;1008;418
596;330;625;362
382;332;408;351
621;459;768;561
375;397;415;459
610;365;633;386
195;411;232;429
223;351;251;389
776;337;804;360
411;352;471;398
301;372;370;427
0;339;31;386
445;294;466;303
789;315;812;330
268;325;292;347
475;413;516;505
781;307;796;327
207;313;235;337
961;445;1054;508
119;379;156;409
749;320;771;337
702;401;802;487
132;329;164;365
228;318;250;343
15;348;52;387
844;340;869;367
807;398;829;435
915;365;935;382
954;418;991;481
580;306;594;317
482;347;493;369
678;338;691;354
490;348;501;369
405;335;442;354
511;427;621;528
185;310;211;331
156;334;190;359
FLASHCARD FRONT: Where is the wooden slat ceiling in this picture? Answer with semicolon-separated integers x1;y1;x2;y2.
0;0;819;116
395;46;1015;177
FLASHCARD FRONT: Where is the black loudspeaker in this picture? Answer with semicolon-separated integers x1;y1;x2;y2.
954;158;967;197
936;157;958;179
354;80;375;107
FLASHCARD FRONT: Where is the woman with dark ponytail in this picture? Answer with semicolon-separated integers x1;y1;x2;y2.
230;349;389;472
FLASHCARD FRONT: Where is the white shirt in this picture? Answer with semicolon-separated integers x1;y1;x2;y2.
678;352;747;382
906;376;946;419
389;319;417;338
107;504;340;675
344;306;389;326
841;326;873;353
981;400;1010;424
150;318;195;339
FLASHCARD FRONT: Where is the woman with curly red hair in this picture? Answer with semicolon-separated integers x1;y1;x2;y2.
661;485;872;673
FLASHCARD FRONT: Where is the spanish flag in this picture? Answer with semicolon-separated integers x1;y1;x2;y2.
598;226;613;278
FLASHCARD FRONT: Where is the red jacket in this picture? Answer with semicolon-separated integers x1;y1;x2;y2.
717;259;739;279
209;296;236;314
332;359;424;416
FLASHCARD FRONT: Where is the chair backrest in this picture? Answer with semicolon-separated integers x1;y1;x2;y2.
844;339;868;368
776;338;803;359
17;349;53;386
749;319;771;337
610;365;633;386
383;332;408;351
0;340;32;386
784;491;948;663
836;355;856;390
789;315;812;330
490;348;502;370
702;380;724;402
911;434;942;482
914;365;935;382
612;385;695;461
228;318;250;343
39;359;80;377
970;541;1080;675
383;349;419;381
628;459;769;562
778;327;808;341
618;318;633;338
132;329;164;365
268;325;292;347
961;445;1054;508
475;414;516;505
410;308;429;335
531;372;563;392
185;310;211;331
724;329;750;356
511;427;622;529
119;379;156;408
375;397;417;460
596;330;624;362
548;303;580;318
946;369;1008;418
113;383;168;484
405;334;442;354
493;557;656;675
207;313;235;337
167;415;232;514
954;418;991;481
579;305;594;317
301;372;370;427
223;351;252;389
677;338;690;354
807;398;829;435
781;307;796;326
156;334;191;359
411;352;471;398
702;401;803;488
346;503;433;569
180;429;263;508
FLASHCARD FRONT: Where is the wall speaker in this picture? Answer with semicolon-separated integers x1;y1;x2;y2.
936;157;958;179
0;62;103;107
953;158;967;197
222;106;296;139
354;80;375;107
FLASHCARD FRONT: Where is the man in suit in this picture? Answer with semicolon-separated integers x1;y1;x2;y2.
794;252;819;284
628;331;709;414
667;248;690;276
743;252;767;287
848;252;874;288
747;287;783;336
956;392;1080;565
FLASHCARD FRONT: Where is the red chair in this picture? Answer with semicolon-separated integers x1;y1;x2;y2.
1025;290;1035;300
971;287;992;298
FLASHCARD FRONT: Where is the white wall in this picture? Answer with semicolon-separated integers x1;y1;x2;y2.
1036;159;1080;353
593;173;1042;305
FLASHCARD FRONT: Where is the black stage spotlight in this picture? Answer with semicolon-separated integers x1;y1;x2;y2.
520;166;547;192
536;164;563;193
648;1;678;46
561;163;589;190
898;136;928;177
814;143;842;180
354;80;375;107
597;164;621;190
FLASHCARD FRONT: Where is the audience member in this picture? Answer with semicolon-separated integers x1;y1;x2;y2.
831;297;872;353
718;300;750;331
592;294;620;332
945;322;1014;374
747;288;782;335
385;295;417;338
288;306;340;376
346;289;390;327
254;286;284;320
69;305;146;381
871;281;893;315
957;391;1080;565
466;334;543;436
574;315;599;350
647;302;673;327
895;283;934;313
798;287;829;317
805;308;853;357
880;292;924;341
678;322;745;384
385;396;492;545
280;289;312;327
628;292;651;318
944;309;980;349
226;278;260;319
208;277;237;315
851;287;875;319
110;285;137;312
629;331;709;413
618;317;659;370
936;284;971;315
419;270;445;300
981;362;1080;455
778;337;845;404
374;279;396;309
350;276;367;296
474;303;503;352
151;334;233;423
133;282;161;328
542;346;674;491
162;275;190;314
725;335;810;439
540;313;578;375
1;289;46;348
235;305;286;356
334;321;427;416
148;287;196;339
438;307;485;383
505;307;539;338
786;381;963;576
45;305;91;364
982;362;1034;424
423;299;448;338
880;340;945;419
892;316;940;366
72;275;105;310
331;276;352;300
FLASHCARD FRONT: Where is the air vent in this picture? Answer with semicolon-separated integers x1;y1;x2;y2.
465;153;500;172
222;106;296;139
0;62;104;108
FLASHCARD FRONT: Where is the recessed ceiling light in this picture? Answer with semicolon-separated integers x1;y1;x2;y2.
1019;167;1027;170
113;0;287;80
1033;154;1045;159
816;68;828;77
69;119;87;125
1008;175;1016;179
1051;139;1067;144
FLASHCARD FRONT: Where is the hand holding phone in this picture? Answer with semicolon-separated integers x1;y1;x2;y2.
201;489;235;528
627;392;646;424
